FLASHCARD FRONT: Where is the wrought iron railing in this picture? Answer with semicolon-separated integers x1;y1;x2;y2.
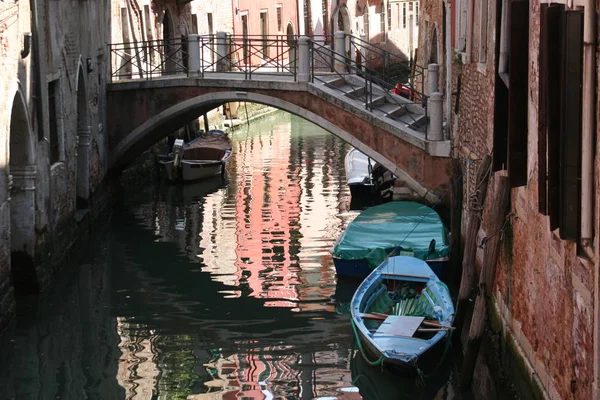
108;34;428;133
308;37;425;130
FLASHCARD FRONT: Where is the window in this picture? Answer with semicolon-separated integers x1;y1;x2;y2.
304;0;312;36
403;3;406;28
207;13;213;35
479;0;488;63
277;5;283;32
409;2;413;12
321;0;328;37
260;11;268;58
416;2;419;26
191;14;198;35
48;80;61;165
455;0;468;51
380;2;386;42
364;10;369;41
387;1;391;30
242;14;249;62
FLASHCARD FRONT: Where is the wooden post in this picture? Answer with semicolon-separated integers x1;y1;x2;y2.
459;173;510;389
454;154;492;341
450;158;464;287
203;112;210;133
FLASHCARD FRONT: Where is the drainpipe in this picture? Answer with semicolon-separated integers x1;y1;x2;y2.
581;0;595;251
445;1;452;139
30;0;43;141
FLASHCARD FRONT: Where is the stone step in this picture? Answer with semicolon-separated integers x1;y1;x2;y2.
363;94;386;108
375;102;407;118
339;84;365;98
319;75;345;87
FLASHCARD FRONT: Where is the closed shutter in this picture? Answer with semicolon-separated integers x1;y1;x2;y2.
545;4;564;228
507;0;529;187
492;0;507;172
558;11;583;240
539;4;563;221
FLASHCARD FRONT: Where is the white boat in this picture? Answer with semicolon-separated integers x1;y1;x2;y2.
159;130;232;183
345;148;396;200
350;256;454;372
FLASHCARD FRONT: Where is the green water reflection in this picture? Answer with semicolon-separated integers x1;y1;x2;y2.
0;111;452;400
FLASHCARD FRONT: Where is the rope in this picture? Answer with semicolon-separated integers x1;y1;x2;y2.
350;318;386;366
468;155;492;217
396;167;465;252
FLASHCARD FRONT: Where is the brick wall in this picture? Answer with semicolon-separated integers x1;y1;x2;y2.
419;0;598;398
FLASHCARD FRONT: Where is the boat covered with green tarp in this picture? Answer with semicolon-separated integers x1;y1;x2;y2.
332;201;449;279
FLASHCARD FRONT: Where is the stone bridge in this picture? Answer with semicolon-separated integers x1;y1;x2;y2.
107;35;452;202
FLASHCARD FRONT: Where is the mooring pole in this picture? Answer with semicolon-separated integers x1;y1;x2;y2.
454;154;492;341
459;173;510;390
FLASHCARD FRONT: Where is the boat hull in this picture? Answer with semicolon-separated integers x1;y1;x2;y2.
350;256;455;373
334;256;449;281
160;159;226;182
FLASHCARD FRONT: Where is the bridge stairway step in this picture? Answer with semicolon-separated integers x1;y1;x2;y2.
363;94;386;108
373;103;407;118
320;75;346;87
316;74;428;135
338;84;365;98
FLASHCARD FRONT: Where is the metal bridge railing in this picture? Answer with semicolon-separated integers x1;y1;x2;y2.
108;33;434;136
308;37;426;133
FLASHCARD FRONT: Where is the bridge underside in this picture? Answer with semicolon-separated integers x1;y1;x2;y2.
107;79;452;202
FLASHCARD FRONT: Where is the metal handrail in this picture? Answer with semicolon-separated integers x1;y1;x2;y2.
308;39;424;128
348;34;425;104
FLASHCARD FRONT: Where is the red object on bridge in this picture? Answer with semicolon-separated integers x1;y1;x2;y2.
390;83;412;99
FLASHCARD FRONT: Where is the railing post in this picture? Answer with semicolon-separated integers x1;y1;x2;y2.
298;36;310;82
216;31;227;72
334;31;346;74
428;63;439;94
429;92;443;141
187;34;200;78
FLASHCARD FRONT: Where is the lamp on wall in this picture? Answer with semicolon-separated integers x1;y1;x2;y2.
86;57;94;73
21;32;32;58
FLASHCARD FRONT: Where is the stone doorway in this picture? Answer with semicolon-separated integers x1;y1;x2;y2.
9;90;38;294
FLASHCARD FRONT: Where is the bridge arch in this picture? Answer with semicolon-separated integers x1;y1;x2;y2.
110;91;434;200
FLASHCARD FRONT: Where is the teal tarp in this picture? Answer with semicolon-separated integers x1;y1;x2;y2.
333;201;449;267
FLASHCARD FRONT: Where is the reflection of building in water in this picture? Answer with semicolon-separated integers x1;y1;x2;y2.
116;317;160;400
230;122;302;306
187;342;357;399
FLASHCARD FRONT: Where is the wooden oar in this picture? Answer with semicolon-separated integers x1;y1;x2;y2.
422;321;455;330
417;328;451;332
359;313;387;320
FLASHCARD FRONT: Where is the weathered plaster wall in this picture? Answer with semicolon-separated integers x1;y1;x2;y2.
0;0;111;333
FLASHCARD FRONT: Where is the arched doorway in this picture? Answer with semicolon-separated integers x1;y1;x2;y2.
286;22;296;71
76;65;90;210
333;5;352;60
9;89;38;294
162;9;176;74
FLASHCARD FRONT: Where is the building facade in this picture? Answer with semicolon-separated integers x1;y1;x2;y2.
419;0;600;398
0;1;111;332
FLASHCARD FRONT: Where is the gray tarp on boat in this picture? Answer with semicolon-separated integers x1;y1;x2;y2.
333;201;449;267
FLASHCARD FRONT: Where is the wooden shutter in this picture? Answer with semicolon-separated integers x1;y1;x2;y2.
507;0;529;187
558;11;583;240
545;4;564;228
492;0;507;171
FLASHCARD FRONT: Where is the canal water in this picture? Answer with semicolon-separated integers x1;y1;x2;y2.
0;111;454;399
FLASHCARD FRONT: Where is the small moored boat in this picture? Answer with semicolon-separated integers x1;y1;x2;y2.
332;201;449;280
350;255;454;372
159;129;232;183
345;148;396;202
